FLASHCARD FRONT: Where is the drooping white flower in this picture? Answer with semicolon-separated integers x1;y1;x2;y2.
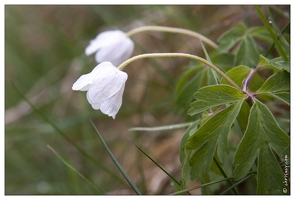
85;30;134;66
72;62;128;119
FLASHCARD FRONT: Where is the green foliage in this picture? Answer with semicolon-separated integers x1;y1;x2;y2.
217;22;247;53
258;55;290;72
179;6;290;195
173;64;206;114
217;22;264;67
257;70;290;93
233;100;289;194
187;102;244;178
188;85;246;116
234;35;260;67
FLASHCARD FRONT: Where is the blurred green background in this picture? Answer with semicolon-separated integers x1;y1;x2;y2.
5;5;289;194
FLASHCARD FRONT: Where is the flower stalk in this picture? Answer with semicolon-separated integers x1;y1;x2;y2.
126;26;218;49
118;53;241;92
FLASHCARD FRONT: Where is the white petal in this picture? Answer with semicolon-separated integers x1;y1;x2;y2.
98;83;126;119
90;101;101;110
85;30;126;56
86;69;128;105
72;62;115;91
72;73;93;91
95;37;134;66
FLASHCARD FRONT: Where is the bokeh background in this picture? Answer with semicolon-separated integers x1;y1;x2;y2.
5;5;290;194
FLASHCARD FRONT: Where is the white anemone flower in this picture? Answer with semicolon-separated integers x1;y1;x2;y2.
85;30;134;66
72;62;128;119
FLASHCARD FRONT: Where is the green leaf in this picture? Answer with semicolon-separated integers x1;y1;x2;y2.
236;101;251;132
258;55;290;72
256;145;287;194
249;27;272;43
234;35;260;67
179;120;199;187
233;100;290;194
173;65;206;114
272;92;290;105
270;57;290;72
186;101;244;178
188;85;246;116
220;65;250;87
256;92;290;105
220;65;264;92
257;70;290;93
217;22;247;53
257;55;277;70
211;53;235;70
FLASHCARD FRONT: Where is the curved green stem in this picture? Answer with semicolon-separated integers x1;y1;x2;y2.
126;26;218;49
118;53;241;92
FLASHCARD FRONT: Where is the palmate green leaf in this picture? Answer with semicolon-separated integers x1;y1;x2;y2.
234;35;260;67
249;27;272;43
217;22;247;53
186;101;244;179
188;85;246;116
257;70;290;93
233;100;290;194
258;55;290;72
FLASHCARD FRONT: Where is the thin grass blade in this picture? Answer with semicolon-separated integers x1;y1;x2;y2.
170;177;232;195
90;119;142;195
135;145;191;194
213;157;238;194
221;174;255;195
254;5;289;61
47;145;103;194
128;122;193;132
201;41;219;84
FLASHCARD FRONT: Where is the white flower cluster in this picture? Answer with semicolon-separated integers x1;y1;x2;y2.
73;30;133;119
